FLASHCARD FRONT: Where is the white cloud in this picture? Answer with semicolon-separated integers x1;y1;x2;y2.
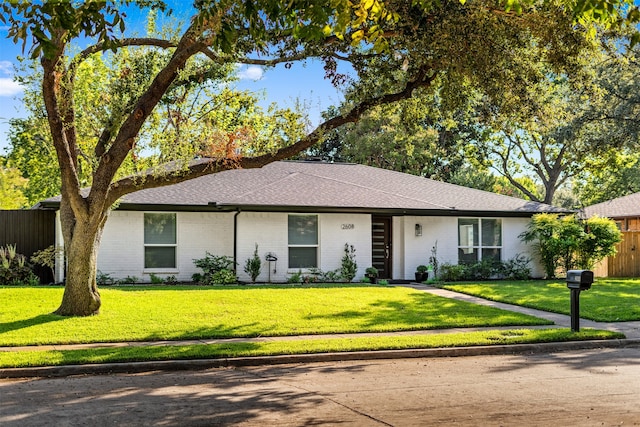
0;61;14;76
237;65;264;81
0;78;23;96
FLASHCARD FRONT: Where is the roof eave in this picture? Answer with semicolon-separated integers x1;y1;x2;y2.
30;200;570;218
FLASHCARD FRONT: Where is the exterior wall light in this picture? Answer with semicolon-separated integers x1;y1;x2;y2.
415;223;422;237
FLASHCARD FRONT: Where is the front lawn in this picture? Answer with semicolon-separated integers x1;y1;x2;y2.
443;278;640;322
0;328;621;368
0;284;551;347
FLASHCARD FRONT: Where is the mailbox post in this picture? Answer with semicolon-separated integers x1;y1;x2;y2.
566;270;594;332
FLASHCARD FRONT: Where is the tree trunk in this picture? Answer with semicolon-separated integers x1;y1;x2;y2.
54;212;107;317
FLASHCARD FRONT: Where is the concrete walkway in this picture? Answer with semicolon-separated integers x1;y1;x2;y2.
2;284;640;378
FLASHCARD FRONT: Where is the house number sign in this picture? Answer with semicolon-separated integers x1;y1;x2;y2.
341;223;355;230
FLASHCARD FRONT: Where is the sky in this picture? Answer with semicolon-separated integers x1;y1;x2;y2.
0;2;348;154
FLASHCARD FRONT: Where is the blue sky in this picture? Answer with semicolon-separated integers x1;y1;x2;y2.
0;3;347;153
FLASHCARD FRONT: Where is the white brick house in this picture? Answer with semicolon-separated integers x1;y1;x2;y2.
39;161;567;283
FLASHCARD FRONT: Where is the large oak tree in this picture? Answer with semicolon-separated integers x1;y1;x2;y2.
0;0;636;316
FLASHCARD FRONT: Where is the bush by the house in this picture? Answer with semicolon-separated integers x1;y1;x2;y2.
439;263;468;282
340;243;358;283
438;255;532;282
501;254;532;280
193;252;237;285
0;244;39;286
243;244;262;283
30;245;61;281
96;270;115;286
520;213;621;278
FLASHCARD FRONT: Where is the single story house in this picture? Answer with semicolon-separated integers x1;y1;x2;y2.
38;161;566;283
583;192;640;277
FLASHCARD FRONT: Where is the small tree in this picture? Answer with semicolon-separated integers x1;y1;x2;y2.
520;213;564;278
577;216;622;270
340;243;357;283
243;244;262;283
520;213;621;277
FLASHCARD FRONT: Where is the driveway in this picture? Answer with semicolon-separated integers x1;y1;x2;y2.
2;346;640;426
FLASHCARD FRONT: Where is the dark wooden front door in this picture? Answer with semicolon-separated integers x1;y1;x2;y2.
372;216;392;279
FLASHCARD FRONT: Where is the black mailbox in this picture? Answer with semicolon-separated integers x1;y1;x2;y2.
566;270;594;291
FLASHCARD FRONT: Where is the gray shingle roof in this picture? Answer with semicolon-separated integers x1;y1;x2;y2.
109;161;565;215
583;192;640;218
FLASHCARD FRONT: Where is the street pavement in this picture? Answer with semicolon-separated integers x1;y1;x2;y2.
1;346;639;426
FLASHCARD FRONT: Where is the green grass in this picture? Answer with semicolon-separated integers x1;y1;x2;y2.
0;328;622;368
443;278;640;322
0;285;552;347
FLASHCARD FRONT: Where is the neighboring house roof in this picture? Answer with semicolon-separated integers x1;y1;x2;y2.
582;192;640;219
38;161;567;216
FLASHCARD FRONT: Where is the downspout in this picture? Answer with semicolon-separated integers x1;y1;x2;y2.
233;209;241;274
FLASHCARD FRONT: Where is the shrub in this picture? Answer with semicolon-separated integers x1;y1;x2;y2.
31;245;61;281
440;256;532;281
165;275;178;285
193;252;237;285
117;275;139;285
243;244;262;283
211;269;237;285
340;243;358;282
467;259;499;280
149;273;164;284
0;244;39;285
502;254;532;280
288;270;303;284
96;270;115;286
322;269;342;282
308;268;342;283
520;213;621;278
416;264;429;273
439;263;468;282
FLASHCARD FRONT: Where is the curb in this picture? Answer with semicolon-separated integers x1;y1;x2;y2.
3;338;640;379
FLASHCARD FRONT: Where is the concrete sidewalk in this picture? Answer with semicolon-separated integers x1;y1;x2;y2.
407;284;640;339
2;284;640;378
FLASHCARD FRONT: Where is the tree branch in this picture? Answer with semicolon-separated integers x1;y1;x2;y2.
106;67;439;204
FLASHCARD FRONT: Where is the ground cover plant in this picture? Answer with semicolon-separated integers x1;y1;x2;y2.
0;285;553;347
443;278;640;322
0;328;621;368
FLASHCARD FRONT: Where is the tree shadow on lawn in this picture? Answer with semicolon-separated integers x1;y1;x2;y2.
303;292;552;331
0;314;65;336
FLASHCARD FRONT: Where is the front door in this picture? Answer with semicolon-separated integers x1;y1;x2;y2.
372;216;392;279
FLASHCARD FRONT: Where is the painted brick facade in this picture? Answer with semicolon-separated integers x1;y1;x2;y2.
236;212;371;283
97;211;234;282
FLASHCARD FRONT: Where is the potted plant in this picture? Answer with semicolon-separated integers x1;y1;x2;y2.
365;266;378;284
415;265;429;282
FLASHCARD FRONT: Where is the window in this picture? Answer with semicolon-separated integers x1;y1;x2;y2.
288;215;318;269
144;213;177;269
458;218;502;264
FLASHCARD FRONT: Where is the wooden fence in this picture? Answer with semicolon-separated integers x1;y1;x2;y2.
0;210;56;283
603;231;640;277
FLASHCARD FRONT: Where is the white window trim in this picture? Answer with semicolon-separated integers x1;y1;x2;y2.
458;218;503;262
287;214;319;270
143;212;178;272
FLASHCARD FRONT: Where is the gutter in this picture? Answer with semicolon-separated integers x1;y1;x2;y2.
233;209;241;274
